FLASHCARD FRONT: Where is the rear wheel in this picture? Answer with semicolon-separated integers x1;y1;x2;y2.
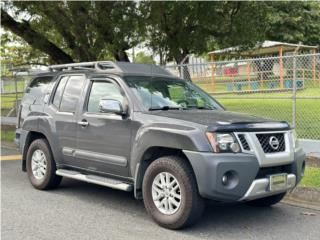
142;155;204;229
26;138;62;190
246;193;286;207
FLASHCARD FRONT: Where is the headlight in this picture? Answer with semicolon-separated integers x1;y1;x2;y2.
206;132;241;153
291;129;299;148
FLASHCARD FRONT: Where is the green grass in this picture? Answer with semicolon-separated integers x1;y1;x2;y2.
197;82;320;140
1;80;319;138
1;93;22;107
1;80;26;115
1;93;23;116
195;81;320;97
2;81;26;92
1;130;15;142
218;98;320;139
299;167;320;188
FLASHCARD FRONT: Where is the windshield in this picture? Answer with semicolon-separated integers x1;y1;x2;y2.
124;76;224;111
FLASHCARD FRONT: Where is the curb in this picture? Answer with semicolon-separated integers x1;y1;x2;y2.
306;155;320;168
282;197;320;211
0;155;22;161
283;187;320;211
1;141;17;149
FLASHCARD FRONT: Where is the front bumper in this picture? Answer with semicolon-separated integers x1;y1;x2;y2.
14;128;21;149
239;174;296;201
183;147;305;202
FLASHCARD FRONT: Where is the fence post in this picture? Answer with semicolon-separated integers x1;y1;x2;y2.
292;55;297;128
312;49;316;85
279;47;284;89
211;54;215;92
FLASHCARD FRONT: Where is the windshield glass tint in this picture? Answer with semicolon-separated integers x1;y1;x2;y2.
124;76;223;110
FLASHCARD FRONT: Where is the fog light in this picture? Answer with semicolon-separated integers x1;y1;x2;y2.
221;170;239;189
230;143;240;153
222;175;228;185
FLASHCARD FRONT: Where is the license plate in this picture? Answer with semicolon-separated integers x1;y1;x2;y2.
269;174;287;191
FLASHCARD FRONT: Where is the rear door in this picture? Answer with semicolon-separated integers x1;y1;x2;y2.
46;74;86;166
75;78;132;177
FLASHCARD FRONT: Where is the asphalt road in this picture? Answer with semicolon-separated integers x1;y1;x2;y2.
1;145;19;156
1;160;320;240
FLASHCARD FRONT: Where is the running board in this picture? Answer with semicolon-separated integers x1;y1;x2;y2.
56;169;133;192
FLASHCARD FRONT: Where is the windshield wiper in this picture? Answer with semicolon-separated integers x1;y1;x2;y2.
186;105;215;110
149;106;183;111
196;106;215;110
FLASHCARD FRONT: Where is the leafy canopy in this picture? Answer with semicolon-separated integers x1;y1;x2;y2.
1;1;319;65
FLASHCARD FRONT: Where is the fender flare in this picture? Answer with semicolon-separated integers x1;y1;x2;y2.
21;116;58;170
130;126;211;198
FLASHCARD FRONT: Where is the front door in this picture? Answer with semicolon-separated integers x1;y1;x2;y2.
75;79;131;177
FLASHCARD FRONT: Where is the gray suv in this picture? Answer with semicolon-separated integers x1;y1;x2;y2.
15;61;305;229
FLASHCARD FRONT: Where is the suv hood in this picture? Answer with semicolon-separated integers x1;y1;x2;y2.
146;110;290;132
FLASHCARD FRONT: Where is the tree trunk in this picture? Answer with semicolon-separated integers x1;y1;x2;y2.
159;50;164;66
174;53;191;81
114;50;130;62
1;9;74;64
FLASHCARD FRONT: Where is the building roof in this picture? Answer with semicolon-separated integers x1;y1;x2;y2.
208;40;318;57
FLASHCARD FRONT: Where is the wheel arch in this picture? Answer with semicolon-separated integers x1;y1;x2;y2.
22;131;50;172
133;146;195;199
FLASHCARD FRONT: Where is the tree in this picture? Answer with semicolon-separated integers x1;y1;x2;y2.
141;1;320;64
134;52;155;64
1;31;49;66
2;1;318;66
140;1;267;64
1;1;142;63
265;2;320;46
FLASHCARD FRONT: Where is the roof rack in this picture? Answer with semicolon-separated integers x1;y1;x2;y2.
49;61;121;72
49;61;174;77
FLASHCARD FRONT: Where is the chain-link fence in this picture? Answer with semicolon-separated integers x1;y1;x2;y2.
165;53;320;140
1;65;41;117
1;55;319;140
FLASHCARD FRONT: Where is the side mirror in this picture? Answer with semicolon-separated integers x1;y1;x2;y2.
99;99;126;116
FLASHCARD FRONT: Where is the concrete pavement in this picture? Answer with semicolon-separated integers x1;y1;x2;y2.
1;159;320;240
1;145;19;156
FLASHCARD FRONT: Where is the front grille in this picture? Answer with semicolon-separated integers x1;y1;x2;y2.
238;134;250;150
256;133;285;153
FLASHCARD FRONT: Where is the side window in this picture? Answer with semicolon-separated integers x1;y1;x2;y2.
26;76;54;97
87;81;124;113
52;76;68;108
60;76;85;112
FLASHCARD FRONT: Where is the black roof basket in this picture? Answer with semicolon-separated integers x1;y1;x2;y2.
49;61;174;77
49;61;120;72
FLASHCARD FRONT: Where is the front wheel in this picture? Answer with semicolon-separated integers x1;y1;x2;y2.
246;192;286;207
26;138;62;190
142;155;204;229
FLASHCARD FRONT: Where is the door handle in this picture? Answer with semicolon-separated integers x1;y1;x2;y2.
78;120;89;127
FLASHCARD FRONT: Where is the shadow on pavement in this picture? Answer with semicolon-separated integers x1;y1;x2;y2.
56;178;296;234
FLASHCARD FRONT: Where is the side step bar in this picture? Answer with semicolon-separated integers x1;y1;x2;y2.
56;169;133;192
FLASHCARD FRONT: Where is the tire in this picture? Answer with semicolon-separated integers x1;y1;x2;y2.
26;138;62;190
142;155;204;229
246;192;286;207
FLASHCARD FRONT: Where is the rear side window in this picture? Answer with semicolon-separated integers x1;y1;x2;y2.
53;75;85;112
53;76;68;108
26;76;54;97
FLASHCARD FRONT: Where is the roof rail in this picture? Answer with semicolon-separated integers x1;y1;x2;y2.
48;61;174;77
49;61;122;72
